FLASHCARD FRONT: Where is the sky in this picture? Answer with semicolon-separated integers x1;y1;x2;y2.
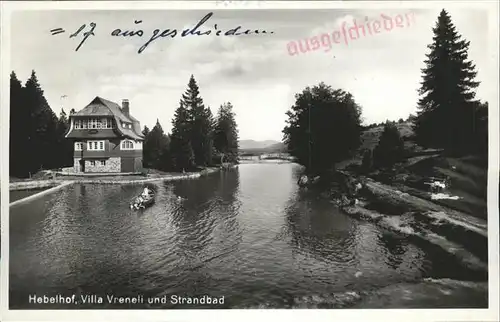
10;6;493;141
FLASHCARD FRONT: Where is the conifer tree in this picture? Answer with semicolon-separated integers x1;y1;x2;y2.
24;70;59;172
143;120;169;170
181;75;213;167
413;9;483;155
170;101;195;171
214;102;240;164
10;71;26;177
474;101;488;157
283;82;362;175
142;125;153;168
159;133;173;172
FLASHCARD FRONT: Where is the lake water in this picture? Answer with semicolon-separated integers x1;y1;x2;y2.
9;163;487;309
10;187;52;203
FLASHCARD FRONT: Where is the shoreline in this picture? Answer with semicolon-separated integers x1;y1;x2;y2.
9;166;235;206
9;181;75;207
10;167;233;188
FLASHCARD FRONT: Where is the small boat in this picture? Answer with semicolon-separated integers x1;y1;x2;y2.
130;189;155;210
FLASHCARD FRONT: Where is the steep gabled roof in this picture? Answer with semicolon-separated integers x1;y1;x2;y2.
72;96;144;140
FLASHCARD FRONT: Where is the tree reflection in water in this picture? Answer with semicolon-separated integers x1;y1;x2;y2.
378;232;408;270
164;169;243;300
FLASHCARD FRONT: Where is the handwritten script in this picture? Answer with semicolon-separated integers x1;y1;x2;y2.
50;12;274;54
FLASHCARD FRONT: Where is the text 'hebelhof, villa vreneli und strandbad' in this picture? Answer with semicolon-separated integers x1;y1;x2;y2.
286;12;417;56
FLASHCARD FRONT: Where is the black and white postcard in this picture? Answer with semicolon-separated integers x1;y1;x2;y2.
1;1;499;322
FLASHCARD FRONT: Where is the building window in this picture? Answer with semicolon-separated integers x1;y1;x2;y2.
121;122;132;129
99;160;106;166
89;118;99;129
121;140;134;150
102;118;113;129
90;160;96;166
75;142;83;151
87;140;105;151
74;118;114;130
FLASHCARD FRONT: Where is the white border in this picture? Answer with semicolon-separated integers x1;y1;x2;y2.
1;1;498;322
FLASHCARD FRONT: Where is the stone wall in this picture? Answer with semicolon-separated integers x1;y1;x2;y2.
61;166;75;173
74;158;81;173
73;157;121;173
85;157;121;173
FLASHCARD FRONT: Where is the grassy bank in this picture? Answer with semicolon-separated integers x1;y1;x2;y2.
306;122;489;275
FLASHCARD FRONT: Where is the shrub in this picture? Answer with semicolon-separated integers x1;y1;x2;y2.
373;123;405;169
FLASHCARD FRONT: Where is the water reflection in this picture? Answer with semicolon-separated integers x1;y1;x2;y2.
378;232;407;270
283;189;358;266
167;170;242;275
9;163;479;309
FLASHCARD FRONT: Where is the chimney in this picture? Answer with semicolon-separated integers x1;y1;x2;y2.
122;99;130;116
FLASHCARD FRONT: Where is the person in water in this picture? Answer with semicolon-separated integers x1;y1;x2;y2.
141;187;151;198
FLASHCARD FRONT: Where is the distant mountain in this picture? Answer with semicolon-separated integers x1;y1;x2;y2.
239;140;286;154
239;140;280;150
264;142;286;152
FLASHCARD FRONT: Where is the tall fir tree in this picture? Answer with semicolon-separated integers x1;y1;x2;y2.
474;101;488;158
24;71;60;171
10;71;26;177
159;133;173;172
170;101;195;171
413;9;483;156
214;102;239;164
143;120;170;170
283;82;362;176
142;125;152;168
181;75;214;167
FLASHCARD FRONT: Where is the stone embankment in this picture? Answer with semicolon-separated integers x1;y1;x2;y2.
9;180;60;191
339;177;488;276
69;168;222;184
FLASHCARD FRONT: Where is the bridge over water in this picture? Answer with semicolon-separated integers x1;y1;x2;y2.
238;152;296;163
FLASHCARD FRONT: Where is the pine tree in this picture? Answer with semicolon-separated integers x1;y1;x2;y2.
23;70;60;173
373;122;405;169
142;125;153;168
283;82;362;175
470;101;488;159
170;101;195;171
143;120;170;170
413;9;482;155
214;102;240;164
181;75;213;167
9;71;26;177
158;133;172;172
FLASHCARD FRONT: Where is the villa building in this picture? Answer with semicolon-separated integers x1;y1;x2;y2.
65;96;144;173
